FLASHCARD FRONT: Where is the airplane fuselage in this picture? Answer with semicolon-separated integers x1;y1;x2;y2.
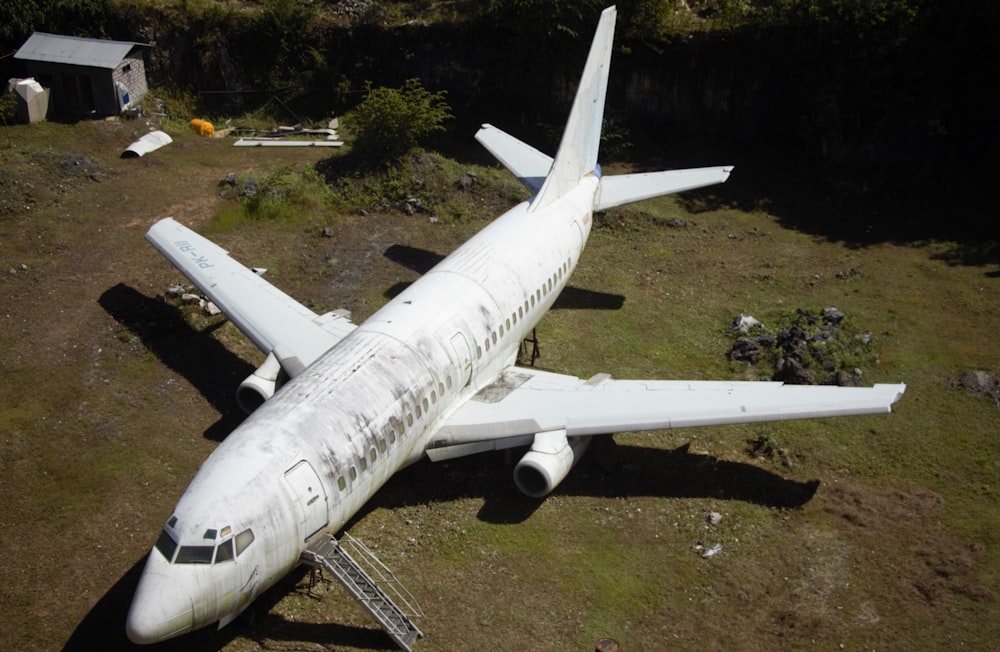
126;177;599;642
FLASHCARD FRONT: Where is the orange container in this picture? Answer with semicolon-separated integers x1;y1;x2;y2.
189;118;214;137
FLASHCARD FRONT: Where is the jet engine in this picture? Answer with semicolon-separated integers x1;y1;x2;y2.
513;429;590;498
236;352;285;413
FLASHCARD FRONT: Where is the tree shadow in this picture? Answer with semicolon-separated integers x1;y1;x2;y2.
668;151;998;271
98;283;251;441
383;244;625;309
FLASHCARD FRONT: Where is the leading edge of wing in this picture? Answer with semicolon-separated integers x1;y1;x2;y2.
430;367;905;450
146;217;355;376
475;124;552;195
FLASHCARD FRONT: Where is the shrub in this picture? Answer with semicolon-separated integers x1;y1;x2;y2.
344;79;452;163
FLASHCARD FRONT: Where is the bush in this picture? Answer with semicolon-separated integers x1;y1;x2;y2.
344;79;452;163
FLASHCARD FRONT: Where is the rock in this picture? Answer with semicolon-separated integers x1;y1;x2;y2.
774;357;816;385
595;638;620;652
729;337;761;363
810;329;833;343
220;172;237;186
821;306;846;326
706;511;723;526
204;301;222;316
831;368;863;387
322;226;334;238
180;293;201;304
953;370;998;396
732;314;762;333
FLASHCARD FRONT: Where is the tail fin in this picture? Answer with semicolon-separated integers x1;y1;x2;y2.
530;6;617;211
479;5;733;212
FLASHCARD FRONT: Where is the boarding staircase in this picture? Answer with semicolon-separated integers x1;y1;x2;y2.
302;534;424;651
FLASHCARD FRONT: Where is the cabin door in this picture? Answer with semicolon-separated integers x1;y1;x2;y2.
283;460;329;540
449;331;473;387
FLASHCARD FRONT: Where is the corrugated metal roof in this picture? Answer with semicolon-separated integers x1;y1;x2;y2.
14;32;149;70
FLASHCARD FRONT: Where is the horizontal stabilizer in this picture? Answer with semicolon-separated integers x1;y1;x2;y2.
475;124;553;194
596;166;733;211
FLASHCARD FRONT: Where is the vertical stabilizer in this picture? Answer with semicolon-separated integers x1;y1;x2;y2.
530;6;617;212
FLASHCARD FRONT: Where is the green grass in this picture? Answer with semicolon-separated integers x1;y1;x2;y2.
1;116;999;651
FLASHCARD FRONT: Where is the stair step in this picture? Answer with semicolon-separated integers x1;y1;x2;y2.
303;534;423;651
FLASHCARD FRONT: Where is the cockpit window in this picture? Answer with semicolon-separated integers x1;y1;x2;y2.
175;545;214;564
155;528;178;562
235;528;255;556
214;538;235;563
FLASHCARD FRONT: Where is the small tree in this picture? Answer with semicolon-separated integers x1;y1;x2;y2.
345;79;452;162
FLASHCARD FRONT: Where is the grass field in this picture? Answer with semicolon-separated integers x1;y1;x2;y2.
1;116;998;651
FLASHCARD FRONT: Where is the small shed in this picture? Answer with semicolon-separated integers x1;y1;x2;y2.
14;32;151;117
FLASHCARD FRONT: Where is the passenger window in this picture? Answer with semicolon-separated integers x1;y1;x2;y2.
235;528;255;556
176;545;214;564
338;476;347;491
155;528;178;562
350;466;358;480
215;539;235;564
378;438;386;454
370;447;377;463
359;456;367;471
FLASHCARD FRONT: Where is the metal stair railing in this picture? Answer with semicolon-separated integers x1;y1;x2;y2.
302;534;423;651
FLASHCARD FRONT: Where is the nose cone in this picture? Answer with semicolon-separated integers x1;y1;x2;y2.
126;571;194;644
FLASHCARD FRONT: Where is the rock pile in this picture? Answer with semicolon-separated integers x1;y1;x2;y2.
952;370;999;408
728;307;876;386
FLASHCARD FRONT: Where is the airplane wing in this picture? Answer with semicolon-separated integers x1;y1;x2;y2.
426;367;905;460
475;123;553;194
146;217;355;377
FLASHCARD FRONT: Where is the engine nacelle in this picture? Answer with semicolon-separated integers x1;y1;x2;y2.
236;352;285;414
513;429;590;498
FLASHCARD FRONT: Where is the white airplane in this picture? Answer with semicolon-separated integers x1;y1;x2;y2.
126;5;905;647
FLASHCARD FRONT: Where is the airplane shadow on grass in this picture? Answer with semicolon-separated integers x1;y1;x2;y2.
358;439;819;527
62;555;389;652
384;244;626;310
98;283;252;441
